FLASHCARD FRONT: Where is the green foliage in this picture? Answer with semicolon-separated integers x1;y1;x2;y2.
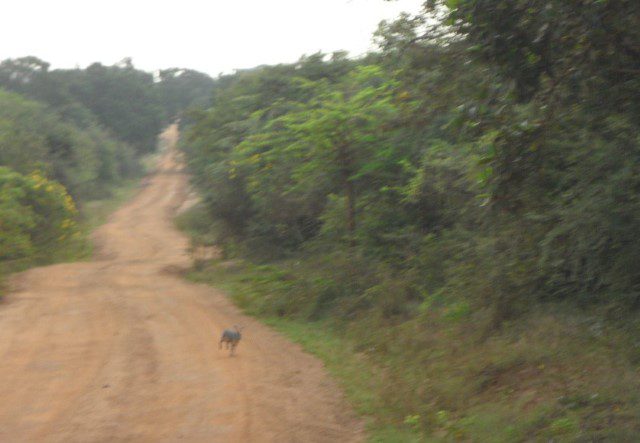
234;64;400;245
0;89;137;200
0;167;78;261
0;56;214;154
182;53;369;251
375;1;640;309
0;54;216;315
69;60;165;153
446;0;640;104
180;1;640;439
0;57;215;295
156;68;216;119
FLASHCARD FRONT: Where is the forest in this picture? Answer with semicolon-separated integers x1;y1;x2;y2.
0;56;213;267
178;1;640;440
1;0;640;440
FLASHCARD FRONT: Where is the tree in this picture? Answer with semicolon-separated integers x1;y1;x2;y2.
231;66;399;247
156;68;215;119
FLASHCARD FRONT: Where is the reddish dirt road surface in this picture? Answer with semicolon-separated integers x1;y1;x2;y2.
0;126;363;442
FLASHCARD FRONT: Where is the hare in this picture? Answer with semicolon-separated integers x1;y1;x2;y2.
219;325;243;355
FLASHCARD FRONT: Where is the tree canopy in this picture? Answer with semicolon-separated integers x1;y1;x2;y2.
182;1;640;320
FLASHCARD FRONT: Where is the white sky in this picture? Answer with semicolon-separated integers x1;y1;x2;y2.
1;0;424;76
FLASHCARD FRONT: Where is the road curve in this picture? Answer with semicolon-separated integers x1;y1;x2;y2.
0;126;363;442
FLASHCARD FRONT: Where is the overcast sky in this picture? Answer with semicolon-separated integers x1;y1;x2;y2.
1;0;424;76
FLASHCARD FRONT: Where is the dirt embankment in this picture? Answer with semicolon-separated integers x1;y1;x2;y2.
0;125;363;442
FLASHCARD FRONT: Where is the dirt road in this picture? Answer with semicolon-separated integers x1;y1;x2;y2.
0;126;363;442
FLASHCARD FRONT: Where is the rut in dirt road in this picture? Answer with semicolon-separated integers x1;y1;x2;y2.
0;126;363;442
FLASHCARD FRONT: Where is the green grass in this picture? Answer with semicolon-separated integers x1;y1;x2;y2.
186;259;428;441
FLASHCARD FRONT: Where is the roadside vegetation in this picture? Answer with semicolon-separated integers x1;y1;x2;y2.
0;57;214;293
178;1;640;440
1;0;639;439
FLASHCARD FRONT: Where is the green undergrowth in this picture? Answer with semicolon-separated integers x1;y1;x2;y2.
187;257;640;442
177;208;640;442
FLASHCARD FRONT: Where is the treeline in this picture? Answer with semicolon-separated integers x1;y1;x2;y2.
0;56;214;154
183;0;640;321
0;56;214;263
181;2;640;437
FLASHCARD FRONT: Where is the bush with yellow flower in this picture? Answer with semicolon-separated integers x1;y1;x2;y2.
0;167;78;261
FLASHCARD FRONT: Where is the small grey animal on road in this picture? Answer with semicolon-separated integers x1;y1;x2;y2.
219;325;243;355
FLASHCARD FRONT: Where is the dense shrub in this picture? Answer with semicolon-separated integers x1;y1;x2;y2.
182;1;640;321
0;167;78;261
